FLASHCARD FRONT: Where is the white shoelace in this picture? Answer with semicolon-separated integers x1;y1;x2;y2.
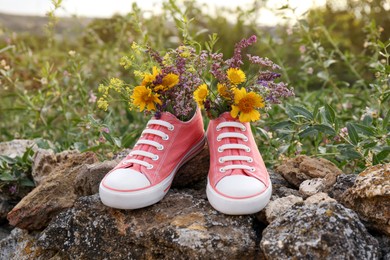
122;119;174;170
216;121;255;173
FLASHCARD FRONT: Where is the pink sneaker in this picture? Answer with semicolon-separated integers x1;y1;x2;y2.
99;108;205;209
206;112;272;215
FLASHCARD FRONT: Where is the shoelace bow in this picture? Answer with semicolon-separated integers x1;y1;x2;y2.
122;119;174;170
216;121;255;173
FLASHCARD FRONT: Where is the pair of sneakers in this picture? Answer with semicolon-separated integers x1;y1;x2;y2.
99;108;272;215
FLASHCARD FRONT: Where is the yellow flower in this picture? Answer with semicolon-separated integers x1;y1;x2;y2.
230;88;264;122
153;85;166;92
109;78;124;92
162;73;179;89
227;68;246;85
217;83;234;99
97;97;109;111
131;85;162;112
142;66;160;86
193;84;209;107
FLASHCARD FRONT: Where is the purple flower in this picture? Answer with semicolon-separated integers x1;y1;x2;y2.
247;55;281;70
9;185;17;194
226;35;257;68
258;71;281;81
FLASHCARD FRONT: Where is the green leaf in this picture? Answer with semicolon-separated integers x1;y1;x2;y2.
323;59;337;68
0;172;17;181
362;141;377;149
298;127;318;138
383;110;390;130
342;149;362;159
324;104;336;124
20;178;36;187
312;124;336;135
102;132;115;146
317;71;329;81
346;123;359;145
289;105;314;120
272;121;294;130
373;150;390;165
0;155;16;165
353;123;376;136
256;127;271;140
362;115;373;126
313;103;320;119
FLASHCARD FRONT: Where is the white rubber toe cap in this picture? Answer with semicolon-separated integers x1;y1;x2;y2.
102;168;150;191
216;175;265;198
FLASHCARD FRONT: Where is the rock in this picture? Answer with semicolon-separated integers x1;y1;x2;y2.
7;151;98;230
0;139;38;158
327;173;357;201
343;163;390;235
265;195;303;223
172;145;210;188
256;170;302;224
74;160;119;196
32;149;88;186
0;228;43;259
299;178;325;197
38;189;263;259
260;202;380;259
275;155;342;188
371;232;390;260
305;192;336;205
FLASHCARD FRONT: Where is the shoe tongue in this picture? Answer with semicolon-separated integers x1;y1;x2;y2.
230;168;249;176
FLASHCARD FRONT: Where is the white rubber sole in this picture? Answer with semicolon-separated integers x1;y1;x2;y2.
206;179;272;215
99;137;205;209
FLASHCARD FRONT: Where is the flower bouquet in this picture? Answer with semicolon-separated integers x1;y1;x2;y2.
193;35;294;122
98;43;206;121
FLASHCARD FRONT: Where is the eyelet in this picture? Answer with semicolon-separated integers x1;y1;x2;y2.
122;160;130;165
129;153;134;157
157;145;164;150
241;126;246;131
162;135;169;140
217;137;221;142
217;147;223;152
218;158;224;163
247;158;253;163
246;148;251;152
216;127;221;131
152;155;159;161
243;137;249;142
250;167;255;172
168;125;174;131
147;165;154;169
219;168;225;173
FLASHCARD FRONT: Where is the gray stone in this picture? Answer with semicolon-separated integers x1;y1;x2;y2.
304;192;336;205
38;189;263;259
275;155;342;188
299;178;325;197
74;159;119;196
0;139;37;158
343;163;390;235
260;202;380;259
327;173;357;201
265;195;303;223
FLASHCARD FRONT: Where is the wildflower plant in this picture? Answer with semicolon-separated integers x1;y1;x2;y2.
98;44;206;121
194;35;294;122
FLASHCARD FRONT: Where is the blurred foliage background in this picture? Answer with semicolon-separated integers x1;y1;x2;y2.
0;0;389;175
